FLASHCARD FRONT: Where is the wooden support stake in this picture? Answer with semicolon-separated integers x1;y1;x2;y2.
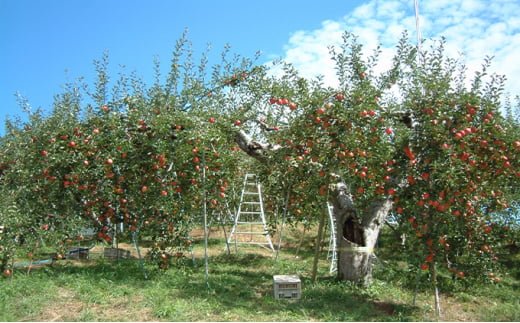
311;205;327;283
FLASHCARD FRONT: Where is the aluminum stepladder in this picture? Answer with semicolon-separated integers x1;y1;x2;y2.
227;174;275;252
327;202;337;273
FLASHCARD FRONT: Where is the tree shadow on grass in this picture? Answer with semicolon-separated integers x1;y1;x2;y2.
174;254;417;321
21;258;155;283
18;251;418;321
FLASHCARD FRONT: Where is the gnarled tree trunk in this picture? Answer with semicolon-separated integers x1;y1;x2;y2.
331;182;392;285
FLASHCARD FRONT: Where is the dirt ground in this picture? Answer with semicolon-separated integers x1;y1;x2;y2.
71;224;294;261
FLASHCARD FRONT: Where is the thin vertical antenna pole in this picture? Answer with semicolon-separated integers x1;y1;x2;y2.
414;0;426;99
414;0;422;53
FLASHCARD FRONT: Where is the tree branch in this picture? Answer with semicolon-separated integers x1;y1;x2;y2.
331;182;356;216
234;129;281;163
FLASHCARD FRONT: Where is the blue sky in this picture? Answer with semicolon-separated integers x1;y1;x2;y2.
1;0;519;136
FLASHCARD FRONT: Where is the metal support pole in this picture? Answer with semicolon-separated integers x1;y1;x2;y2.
132;231;147;280
202;147;210;288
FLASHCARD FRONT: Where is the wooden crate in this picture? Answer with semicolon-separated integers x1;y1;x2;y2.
273;275;301;299
104;248;131;259
67;247;90;259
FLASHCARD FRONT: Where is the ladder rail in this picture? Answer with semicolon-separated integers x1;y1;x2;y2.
229;173;249;249
257;181;275;251
327;203;337;273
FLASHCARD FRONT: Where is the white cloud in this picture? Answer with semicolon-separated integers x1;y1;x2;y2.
351;2;376;20
281;0;520;96
282;20;344;86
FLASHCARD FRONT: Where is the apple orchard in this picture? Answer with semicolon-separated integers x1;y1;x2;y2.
0;32;518;290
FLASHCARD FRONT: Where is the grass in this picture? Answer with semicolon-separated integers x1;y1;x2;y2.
0;226;518;322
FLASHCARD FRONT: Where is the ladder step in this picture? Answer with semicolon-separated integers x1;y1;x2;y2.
239;211;262;215
232;242;271;246
242;202;260;204
236;221;264;224
235;231;268;235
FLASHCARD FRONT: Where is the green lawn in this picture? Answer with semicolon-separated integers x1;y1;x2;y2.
1;228;518;322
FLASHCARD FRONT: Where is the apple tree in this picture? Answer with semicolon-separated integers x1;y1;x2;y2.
226;32;519;290
0;35;257;271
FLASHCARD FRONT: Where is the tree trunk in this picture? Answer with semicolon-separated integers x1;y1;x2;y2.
331;182;393;285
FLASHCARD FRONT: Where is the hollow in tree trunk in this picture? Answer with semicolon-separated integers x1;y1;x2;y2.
331;183;393;285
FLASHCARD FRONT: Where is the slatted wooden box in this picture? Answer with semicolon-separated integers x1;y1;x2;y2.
104;247;131;259
273;275;301;299
67;247;90;259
